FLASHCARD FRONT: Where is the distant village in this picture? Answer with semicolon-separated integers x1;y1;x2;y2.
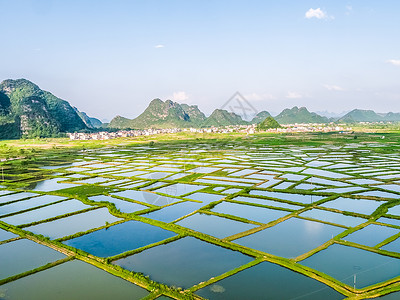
68;124;348;140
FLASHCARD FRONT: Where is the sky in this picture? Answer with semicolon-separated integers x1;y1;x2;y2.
1;0;400;120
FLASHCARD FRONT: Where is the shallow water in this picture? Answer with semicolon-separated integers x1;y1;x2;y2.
32;178;77;191
1;199;90;225
3;143;400;298
0;260;148;300
185;192;224;204
344;224;399;247
301;168;349;179
196;177;255;187
0;195;66;216
300;244;400;288
233;196;304;210
234;217;344;258
0;192;38;204
0;239;65;280
387;205;400;216
249;190;325;204
356;191;398;199
64;220;177;257
321;197;383;215
300;208;367;227
377;217;400;227
176;213;258;238
111;190;181;206
196;261;344;300
212;201;290;224
141;201;204;222
114;236;253;289
381;236;400;252
0;228;17;242
88;195;148;213
25;208;121;239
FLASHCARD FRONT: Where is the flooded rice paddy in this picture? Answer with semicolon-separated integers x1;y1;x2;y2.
1;140;400;299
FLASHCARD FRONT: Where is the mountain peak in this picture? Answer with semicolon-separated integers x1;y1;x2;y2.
0;78;87;137
251;111;271;124
108;100;248;129
0;78;40;96
109;98;192;129
202;109;247;127
149;98;163;105
275;106;329;124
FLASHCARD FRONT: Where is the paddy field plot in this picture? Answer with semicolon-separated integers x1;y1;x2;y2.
1;140;400;299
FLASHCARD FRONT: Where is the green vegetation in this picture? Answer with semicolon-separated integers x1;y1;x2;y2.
250;111;271;124
73;108;102;129
200;109;247;127
338;109;400;123
0;79;93;139
109;99;202;129
0;132;400;299
108;99;248;129
256;116;281;130
275;106;330;124
0;256;73;286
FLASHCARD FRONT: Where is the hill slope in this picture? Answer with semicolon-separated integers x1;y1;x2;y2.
0;79;88;138
181;104;207;125
275;107;329;124
251;111;272;124
337;109;400;123
109;99;203;129
73;107;103;128
256;116;281;130
203;109;248;127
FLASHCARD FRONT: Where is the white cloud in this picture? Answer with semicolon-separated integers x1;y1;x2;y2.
170;91;189;102
154;44;165;48
323;84;345;91
387;59;400;67
345;5;353;15
244;93;276;102
286;92;303;99
305;8;327;19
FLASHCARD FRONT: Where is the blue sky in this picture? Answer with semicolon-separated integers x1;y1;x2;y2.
1;0;399;120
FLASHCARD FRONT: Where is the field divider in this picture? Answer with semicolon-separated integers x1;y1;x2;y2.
188;258;263;293
0;256;73;286
17;206;101;228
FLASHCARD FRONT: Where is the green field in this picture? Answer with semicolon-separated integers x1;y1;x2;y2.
1;131;400;299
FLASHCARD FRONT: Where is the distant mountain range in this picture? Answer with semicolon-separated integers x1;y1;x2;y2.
109;102;335;129
109;99;263;129
1;78;400;138
110;101;400;129
337;109;400;123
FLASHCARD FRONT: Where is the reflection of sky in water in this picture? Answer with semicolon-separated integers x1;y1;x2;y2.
33;178;76;191
304;218;324;236
5;142;400;297
234;218;343;258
